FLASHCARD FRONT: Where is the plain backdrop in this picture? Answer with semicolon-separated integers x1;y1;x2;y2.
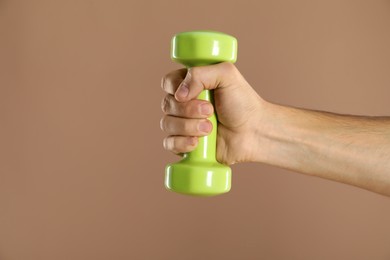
1;1;390;259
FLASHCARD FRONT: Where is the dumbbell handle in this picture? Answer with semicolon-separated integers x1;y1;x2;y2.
185;89;217;161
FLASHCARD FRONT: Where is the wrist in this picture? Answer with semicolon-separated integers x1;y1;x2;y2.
249;101;306;169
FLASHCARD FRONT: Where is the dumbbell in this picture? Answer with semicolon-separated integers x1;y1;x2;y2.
164;31;238;196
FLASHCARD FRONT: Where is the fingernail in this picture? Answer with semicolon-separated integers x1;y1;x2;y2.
200;103;212;116
199;121;212;133
176;82;189;99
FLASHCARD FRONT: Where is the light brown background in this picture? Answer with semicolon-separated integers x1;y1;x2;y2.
1;1;390;259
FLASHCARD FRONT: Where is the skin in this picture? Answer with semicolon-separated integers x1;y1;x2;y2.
160;62;390;197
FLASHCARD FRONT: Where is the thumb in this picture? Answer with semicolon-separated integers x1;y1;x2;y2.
174;62;240;102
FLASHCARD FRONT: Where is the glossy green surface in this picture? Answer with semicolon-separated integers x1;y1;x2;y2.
165;31;237;196
171;31;237;67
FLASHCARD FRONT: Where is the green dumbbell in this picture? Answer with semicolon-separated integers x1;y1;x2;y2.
164;31;238;196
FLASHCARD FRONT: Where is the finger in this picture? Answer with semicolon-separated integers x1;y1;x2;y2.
161;68;187;95
161;94;213;118
163;136;198;154
160;115;213;136
174;62;241;102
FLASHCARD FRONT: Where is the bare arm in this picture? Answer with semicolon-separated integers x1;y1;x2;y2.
252;102;390;196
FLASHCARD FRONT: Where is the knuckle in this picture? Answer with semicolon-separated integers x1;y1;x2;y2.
161;95;170;113
220;62;238;77
172;138;182;153
160;116;167;131
218;62;240;84
161;75;167;90
187;67;199;80
164;137;180;154
182;119;194;133
162;138;168;150
183;102;196;117
163;137;171;151
220;61;236;72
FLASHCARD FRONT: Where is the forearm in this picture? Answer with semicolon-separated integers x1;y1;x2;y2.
254;102;390;196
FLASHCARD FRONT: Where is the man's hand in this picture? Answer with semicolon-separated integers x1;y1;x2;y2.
160;62;265;165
